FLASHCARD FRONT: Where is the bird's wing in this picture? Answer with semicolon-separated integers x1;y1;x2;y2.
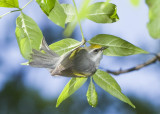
40;37;59;57
50;45;82;76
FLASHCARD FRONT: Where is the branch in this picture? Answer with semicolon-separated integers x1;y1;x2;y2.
107;53;160;75
72;0;85;43
0;9;21;19
22;0;33;10
0;0;33;19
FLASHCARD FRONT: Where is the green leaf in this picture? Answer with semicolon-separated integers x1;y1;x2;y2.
61;4;76;23
15;12;43;60
130;0;140;6
63;0;92;37
48;0;67;28
86;77;98;107
78;0;92;19
87;2;119;23
36;0;56;15
49;38;82;56
0;0;19;8
93;69;135;108
88;34;148;56
56;77;87;107
36;0;66;28
146;0;160;39
63;20;77;37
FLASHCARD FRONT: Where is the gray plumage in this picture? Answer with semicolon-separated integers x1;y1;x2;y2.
29;38;59;69
29;38;107;77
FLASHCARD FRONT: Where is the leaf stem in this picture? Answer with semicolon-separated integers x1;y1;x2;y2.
22;0;33;10
72;0;86;44
90;76;93;82
0;0;33;19
0;9;21;19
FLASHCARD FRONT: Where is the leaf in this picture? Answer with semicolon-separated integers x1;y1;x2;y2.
93;69;135;108
36;0;66;28
0;0;19;8
48;0;67;28
63;20;77;37
86;77;98;107
63;0;92;37
61;4;76;23
130;0;140;6
56;77;87;107
146;0;160;39
49;38;82;56
88;34;148;56
36;0;56;15
15;12;43;60
78;0;92;19
87;2;119;23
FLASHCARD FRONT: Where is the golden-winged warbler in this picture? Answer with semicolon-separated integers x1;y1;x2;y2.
29;38;108;77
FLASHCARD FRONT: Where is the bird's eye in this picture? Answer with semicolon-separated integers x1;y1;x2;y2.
93;49;99;53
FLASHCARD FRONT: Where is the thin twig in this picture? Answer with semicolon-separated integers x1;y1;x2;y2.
0;0;33;19
72;0;86;43
22;0;33;10
107;53;160;75
0;9;21;18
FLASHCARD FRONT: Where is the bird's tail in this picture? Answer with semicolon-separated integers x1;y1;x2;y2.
29;37;59;69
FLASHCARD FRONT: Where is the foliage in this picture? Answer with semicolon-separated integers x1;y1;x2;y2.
93;70;135;108
87;2;119;23
56;78;87;107
86;77;98;107
0;0;159;108
146;0;160;39
49;38;82;56
48;0;67;28
36;0;56;15
15;12;43;60
130;0;140;6
0;0;19;8
88;34;148;56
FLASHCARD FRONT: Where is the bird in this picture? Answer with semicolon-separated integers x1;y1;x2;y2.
29;38;108;77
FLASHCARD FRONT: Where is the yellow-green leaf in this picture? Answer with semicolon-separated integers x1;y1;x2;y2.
63;0;92;37
87;2;119;23
146;0;160;39
48;0;67;28
15;12;43;60
93;69;135;108
63;19;77;37
130;0;140;6
86;77;98;107
36;0;56;15
49;38;81;56
56;77;87;107
88;34;148;56
0;0;19;8
61;4;76;23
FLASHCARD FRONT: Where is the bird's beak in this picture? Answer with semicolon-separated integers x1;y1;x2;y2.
100;46;109;51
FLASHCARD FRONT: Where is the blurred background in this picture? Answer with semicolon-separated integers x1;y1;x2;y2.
0;0;160;114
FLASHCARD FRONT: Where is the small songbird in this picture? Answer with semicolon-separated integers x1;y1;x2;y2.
29;38;108;77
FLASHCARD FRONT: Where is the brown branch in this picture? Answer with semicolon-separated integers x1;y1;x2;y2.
107;53;160;75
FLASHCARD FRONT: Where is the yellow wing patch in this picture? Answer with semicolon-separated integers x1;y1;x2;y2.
73;72;86;77
73;70;91;77
69;48;81;59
